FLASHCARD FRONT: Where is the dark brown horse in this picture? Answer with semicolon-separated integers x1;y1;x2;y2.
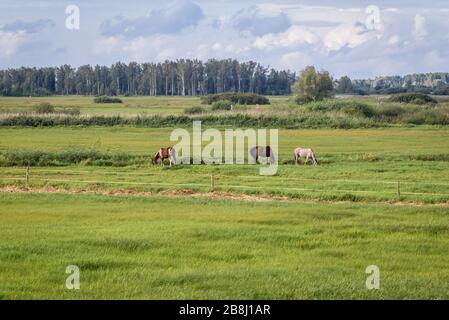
250;146;275;164
152;147;176;166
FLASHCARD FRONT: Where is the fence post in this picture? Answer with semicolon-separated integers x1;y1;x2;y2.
211;174;215;192
397;181;401;199
25;164;30;188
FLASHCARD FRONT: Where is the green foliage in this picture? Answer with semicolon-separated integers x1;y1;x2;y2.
293;66;334;104
305;100;375;117
433;86;449;95
389;93;438;105
0;150;142;167
201;93;270;105
60;107;81;116
34;102;56;114
211;100;233;111
335;76;353;94
399;109;449;125
94;96;123;104
183;106;206;114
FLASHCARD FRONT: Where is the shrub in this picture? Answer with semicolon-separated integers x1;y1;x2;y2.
0;149;144;167
34;102;56;114
305;100;375;117
60;107;81;116
375;105;407;118
94;96;123;104
400;109;449;125
184;106;206;114
389;93;437;105
211;100;233;111
201;93;270;105
433;86;449;95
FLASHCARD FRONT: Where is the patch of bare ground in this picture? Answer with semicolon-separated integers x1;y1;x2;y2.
1;185;448;207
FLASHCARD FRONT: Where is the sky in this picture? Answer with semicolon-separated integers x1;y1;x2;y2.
0;0;448;79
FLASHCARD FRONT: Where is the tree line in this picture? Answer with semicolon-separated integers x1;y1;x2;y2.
0;59;296;97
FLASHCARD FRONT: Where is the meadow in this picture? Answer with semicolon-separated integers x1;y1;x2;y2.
1;192;448;299
1;95;449;299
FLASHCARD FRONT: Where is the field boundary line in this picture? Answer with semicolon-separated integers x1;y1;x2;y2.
2;168;449;186
3;177;449;197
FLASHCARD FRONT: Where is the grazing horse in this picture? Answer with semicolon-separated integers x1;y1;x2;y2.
152;147;176;166
250;146;275;164
294;147;318;166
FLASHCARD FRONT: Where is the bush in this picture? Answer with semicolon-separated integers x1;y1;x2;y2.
94;96;123;104
201;93;270;105
184;106;206;114
389;93;437;105
0;149;143;167
211;100;233;111
375;105;407;118
34;102;56;114
60;107;81;116
433;86;449;95
305;100;375;117
400;109;449;125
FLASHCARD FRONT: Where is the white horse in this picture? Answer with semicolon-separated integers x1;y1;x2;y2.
294;147;318;166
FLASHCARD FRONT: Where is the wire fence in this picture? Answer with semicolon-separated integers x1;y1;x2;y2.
2;167;449;198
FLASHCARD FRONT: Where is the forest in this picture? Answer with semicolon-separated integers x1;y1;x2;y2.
0;59;296;97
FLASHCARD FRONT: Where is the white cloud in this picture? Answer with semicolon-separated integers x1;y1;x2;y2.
414;14;427;39
100;0;204;38
253;25;319;50
324;22;380;51
388;35;400;45
0;31;27;57
232;5;291;36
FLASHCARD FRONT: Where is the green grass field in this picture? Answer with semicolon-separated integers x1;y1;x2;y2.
1;192;448;299
1;96;449;299
1;126;449;203
0;96;201;115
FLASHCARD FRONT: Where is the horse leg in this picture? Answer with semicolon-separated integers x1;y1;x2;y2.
305;154;310;165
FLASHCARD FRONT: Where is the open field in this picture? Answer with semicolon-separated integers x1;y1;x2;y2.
1;126;449;203
0;96;201;115
1;192;449;299
1;96;449;299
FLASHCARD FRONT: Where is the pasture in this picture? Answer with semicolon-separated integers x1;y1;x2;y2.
1;95;449;299
1;192;449;299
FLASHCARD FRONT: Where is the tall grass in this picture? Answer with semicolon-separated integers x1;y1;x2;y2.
0;150;146;167
1;99;448;128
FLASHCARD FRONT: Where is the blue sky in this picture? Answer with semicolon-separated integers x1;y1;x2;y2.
0;0;448;78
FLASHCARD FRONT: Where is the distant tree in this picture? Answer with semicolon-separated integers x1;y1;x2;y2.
0;60;297;97
336;76;353;94
293;66;334;104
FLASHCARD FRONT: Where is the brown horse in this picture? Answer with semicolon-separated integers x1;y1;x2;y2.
152;147;176;166
250;146;275;164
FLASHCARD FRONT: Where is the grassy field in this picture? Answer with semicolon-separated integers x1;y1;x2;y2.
0;96;201;115
1;95;449;299
1;126;449;203
1;192;448;299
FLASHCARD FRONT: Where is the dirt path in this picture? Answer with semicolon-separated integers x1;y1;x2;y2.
1;186;448;207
